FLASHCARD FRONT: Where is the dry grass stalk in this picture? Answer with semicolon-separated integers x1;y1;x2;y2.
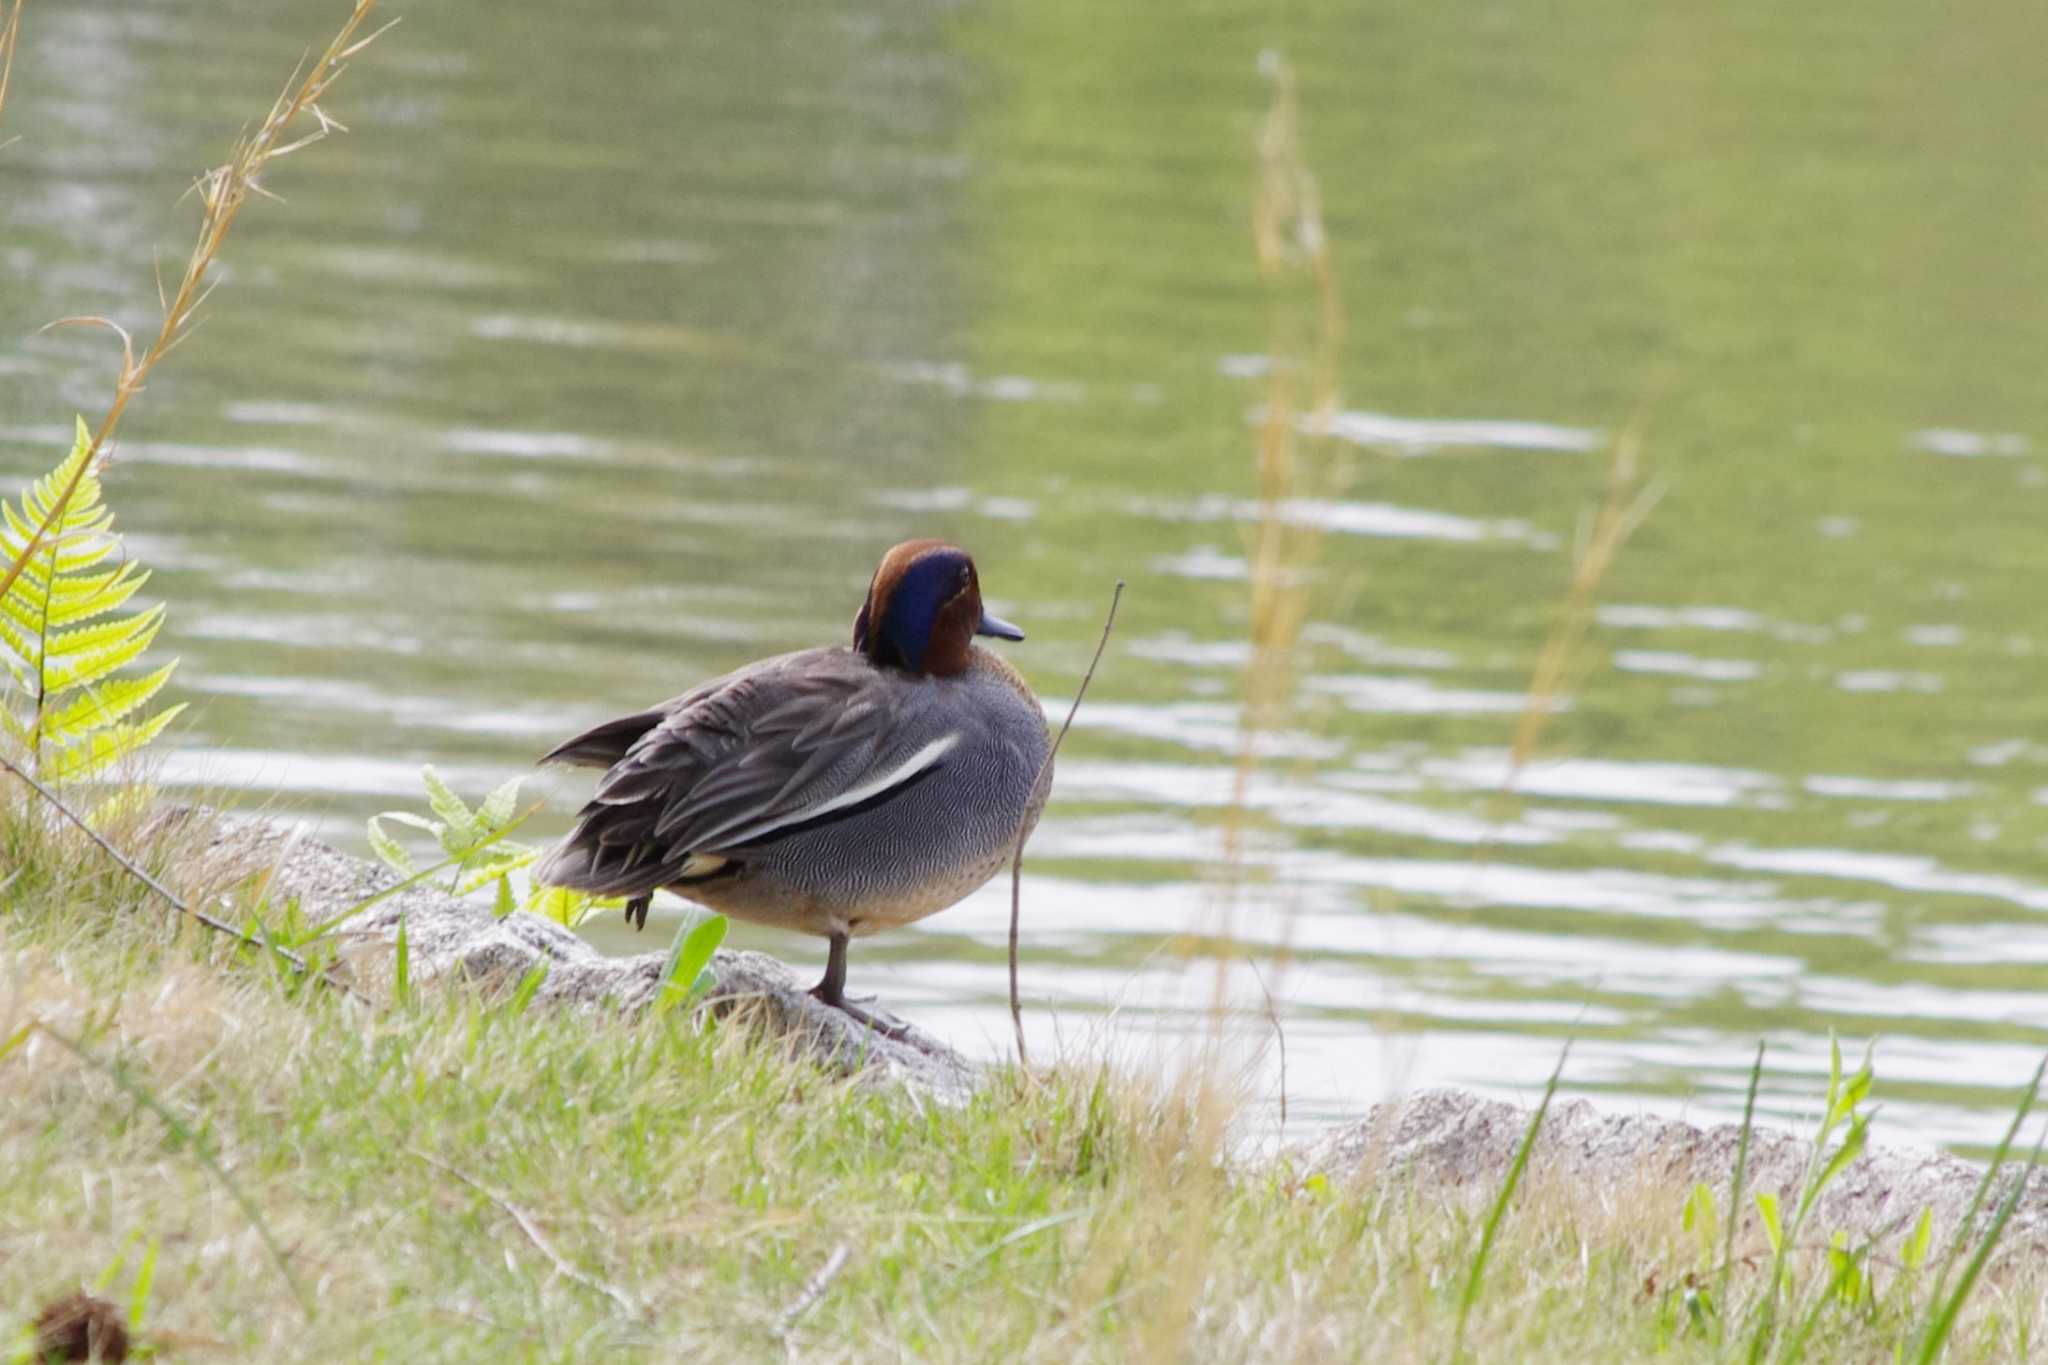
0;0;391;609
1497;413;1664;800
1211;52;1347;1010
1124;53;1355;1357
0;0;24;138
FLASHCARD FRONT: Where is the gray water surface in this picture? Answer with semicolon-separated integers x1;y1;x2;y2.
6;0;2048;1149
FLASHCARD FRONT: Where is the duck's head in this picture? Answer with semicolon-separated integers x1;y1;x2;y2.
852;539;1024;677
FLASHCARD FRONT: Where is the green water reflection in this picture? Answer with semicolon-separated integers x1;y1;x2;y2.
5;0;2048;1148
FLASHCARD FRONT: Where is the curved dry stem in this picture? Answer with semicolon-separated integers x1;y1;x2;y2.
1008;579;1125;1069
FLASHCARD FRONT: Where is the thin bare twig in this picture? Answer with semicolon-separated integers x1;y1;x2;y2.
0;753;369;1002
1008;580;1125;1069
777;1243;851;1337
412;1149;642;1318
1246;956;1287;1129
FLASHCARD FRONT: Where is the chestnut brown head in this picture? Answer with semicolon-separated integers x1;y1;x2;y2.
851;540;1024;677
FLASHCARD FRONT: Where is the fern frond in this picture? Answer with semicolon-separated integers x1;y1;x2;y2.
40;660;176;743
0;613;32;688
1;502;117;572
34;604;167;685
44;702;186;781
42;563;151;629
2;417;181;779
454;847;540;897
41;607;166;694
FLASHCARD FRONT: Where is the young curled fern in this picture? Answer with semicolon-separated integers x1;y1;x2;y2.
0;417;183;780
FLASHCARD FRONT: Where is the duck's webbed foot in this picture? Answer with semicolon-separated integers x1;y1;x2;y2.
624;894;651;931
808;929;914;1042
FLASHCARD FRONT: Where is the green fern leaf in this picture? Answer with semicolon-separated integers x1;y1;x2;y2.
43;613;167;696
37;605;167;689
420;766;479;847
454;847;540;896
43;564;150;628
476;774;526;833
0;502;116;573
45;702;186;781
40;661;177;744
3;417;181;779
0;614;33;689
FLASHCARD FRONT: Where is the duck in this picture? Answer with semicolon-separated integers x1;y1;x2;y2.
534;539;1052;1036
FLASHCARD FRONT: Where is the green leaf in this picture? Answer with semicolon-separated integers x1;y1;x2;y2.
40;659;177;743
1840;1051;1876;1119
653;912;728;1020
1810;1113;1871;1212
365;816;416;875
1824;1034;1843;1126
375;810;443;837
39;563;150;629
1755;1191;1783;1257
1902;1206;1934;1271
523;883;621;929
454;847;540;896
0;1022;32;1064
394;915;411;1006
493;874;515;919
477;775;526;833
420;765;478;847
38;604;168;692
1684;1182;1717;1261
508;961;549;1012
2;418;179;778
45;703;186;781
129;1236;160;1331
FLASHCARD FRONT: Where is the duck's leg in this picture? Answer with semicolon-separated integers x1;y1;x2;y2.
808;930;913;1042
625;894;651;931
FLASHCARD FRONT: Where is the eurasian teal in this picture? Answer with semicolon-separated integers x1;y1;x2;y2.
535;539;1051;1034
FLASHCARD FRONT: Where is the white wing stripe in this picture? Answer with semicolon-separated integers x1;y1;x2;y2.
712;733;961;848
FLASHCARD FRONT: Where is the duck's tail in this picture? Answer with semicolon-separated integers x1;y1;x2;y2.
538;708;666;769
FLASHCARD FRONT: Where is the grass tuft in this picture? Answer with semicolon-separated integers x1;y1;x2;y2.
7;875;2041;1359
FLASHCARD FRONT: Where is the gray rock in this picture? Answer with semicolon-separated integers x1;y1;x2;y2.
1303;1087;2048;1263
195;817;978;1099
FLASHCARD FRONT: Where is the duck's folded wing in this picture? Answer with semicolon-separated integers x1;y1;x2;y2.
540;656;957;892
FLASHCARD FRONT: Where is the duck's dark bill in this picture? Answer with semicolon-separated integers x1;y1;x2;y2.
976;610;1025;641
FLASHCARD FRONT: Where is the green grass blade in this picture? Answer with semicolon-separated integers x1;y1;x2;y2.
508;961;549;1014
653;912;728;1020
1922;1054;2045;1321
128;1235;160;1331
1716;1040;1765;1345
39;1025;309;1316
1453;1040;1570;1362
1914;1056;2048;1365
1914;1123;2045;1365
394;913;411;1006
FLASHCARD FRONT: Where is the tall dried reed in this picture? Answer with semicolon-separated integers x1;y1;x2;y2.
1208;51;1348;1031
1494;410;1663;808
0;0;24;135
